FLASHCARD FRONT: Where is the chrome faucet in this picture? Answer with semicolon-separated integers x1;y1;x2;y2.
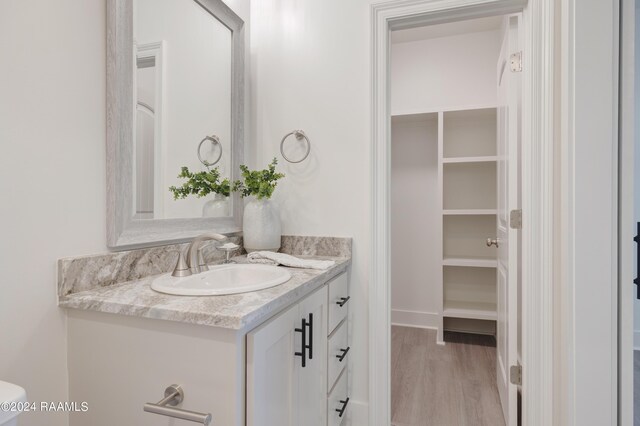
172;233;228;277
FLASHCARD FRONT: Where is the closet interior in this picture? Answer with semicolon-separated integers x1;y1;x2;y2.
390;14;523;426
391;17;502;343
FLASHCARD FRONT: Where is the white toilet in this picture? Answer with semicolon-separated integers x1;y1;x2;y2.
0;381;26;426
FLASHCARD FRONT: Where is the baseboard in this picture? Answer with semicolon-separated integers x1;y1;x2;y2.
634;330;640;350
391;309;439;330
347;399;368;425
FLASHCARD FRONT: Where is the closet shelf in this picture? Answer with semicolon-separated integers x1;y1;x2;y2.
442;257;497;268
442;156;498;164
442;209;498;215
443;301;497;321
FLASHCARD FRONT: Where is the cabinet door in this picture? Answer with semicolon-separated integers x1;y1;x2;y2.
247;303;300;426
297;286;328;426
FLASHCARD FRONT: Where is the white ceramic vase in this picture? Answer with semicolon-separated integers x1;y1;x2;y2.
202;194;230;217
242;198;281;252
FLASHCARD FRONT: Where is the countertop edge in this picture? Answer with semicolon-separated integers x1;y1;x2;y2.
58;258;351;333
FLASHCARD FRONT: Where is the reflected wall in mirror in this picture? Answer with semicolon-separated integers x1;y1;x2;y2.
134;0;232;220
133;0;232;219
107;0;244;249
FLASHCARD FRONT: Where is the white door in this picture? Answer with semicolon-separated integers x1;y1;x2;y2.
247;303;300;426
495;14;521;426
297;287;328;426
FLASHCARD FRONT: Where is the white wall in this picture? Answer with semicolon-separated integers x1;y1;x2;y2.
0;2;250;426
391;30;501;114
136;0;232;219
559;0;619;424
250;0;372;421
390;117;440;328
0;1;107;425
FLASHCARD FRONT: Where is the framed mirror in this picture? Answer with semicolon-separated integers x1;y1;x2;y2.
107;0;244;249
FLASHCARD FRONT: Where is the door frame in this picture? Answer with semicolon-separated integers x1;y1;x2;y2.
369;0;555;425
618;0;634;423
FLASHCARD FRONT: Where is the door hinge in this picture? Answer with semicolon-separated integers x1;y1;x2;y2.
509;364;522;386
510;51;522;72
510;209;522;229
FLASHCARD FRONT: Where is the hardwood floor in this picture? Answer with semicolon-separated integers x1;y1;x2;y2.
391;326;505;426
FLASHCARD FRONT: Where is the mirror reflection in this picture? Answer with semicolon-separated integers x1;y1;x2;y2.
133;0;232;220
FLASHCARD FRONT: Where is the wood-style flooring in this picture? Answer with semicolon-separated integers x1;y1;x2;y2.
391;326;505;426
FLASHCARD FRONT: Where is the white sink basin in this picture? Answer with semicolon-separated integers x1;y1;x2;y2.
151;264;292;296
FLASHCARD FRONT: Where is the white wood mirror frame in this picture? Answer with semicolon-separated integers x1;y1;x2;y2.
106;0;244;250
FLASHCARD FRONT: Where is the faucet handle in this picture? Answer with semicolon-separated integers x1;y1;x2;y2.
217;242;240;264
171;251;192;277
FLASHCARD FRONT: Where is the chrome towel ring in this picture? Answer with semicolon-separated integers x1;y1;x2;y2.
280;130;311;163
197;135;223;168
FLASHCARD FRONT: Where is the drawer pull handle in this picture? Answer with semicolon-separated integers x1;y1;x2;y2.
294;317;308;367
335;397;350;418
336;296;350;307
336;347;350;362
143;384;212;425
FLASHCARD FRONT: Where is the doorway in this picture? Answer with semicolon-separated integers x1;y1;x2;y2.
389;14;520;426
370;1;556;425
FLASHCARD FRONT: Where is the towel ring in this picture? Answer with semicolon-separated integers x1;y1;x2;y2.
197;135;223;168
280;130;311;163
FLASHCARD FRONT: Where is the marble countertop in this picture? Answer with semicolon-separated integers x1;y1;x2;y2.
58;256;350;332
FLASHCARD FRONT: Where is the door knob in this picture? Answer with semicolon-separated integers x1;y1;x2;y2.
486;238;499;248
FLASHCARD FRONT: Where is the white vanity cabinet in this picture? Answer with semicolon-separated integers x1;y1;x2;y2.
65;268;350;426
67;309;247;426
247;287;328;426
247;272;350;426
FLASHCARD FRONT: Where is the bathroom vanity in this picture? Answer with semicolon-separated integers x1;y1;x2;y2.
69;0;355;423
58;239;351;426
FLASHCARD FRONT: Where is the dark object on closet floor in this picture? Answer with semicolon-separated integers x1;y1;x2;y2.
444;330;496;347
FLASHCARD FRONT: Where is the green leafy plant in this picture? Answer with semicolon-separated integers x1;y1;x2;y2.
232;158;285;200
169;166;231;199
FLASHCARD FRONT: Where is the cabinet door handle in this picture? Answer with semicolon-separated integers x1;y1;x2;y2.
335;397;350;417
306;313;313;360
336;346;350;362
294;318;307;368
634;222;640;298
336;296;350;307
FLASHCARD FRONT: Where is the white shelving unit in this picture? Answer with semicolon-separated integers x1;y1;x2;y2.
440;107;497;334
442;257;498;268
391;105;498;340
442;156;498;164
443;302;497;321
442;209;498;215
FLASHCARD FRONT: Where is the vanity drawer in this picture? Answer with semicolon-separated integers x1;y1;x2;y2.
327;319;349;392
327;369;349;426
328;273;349;334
